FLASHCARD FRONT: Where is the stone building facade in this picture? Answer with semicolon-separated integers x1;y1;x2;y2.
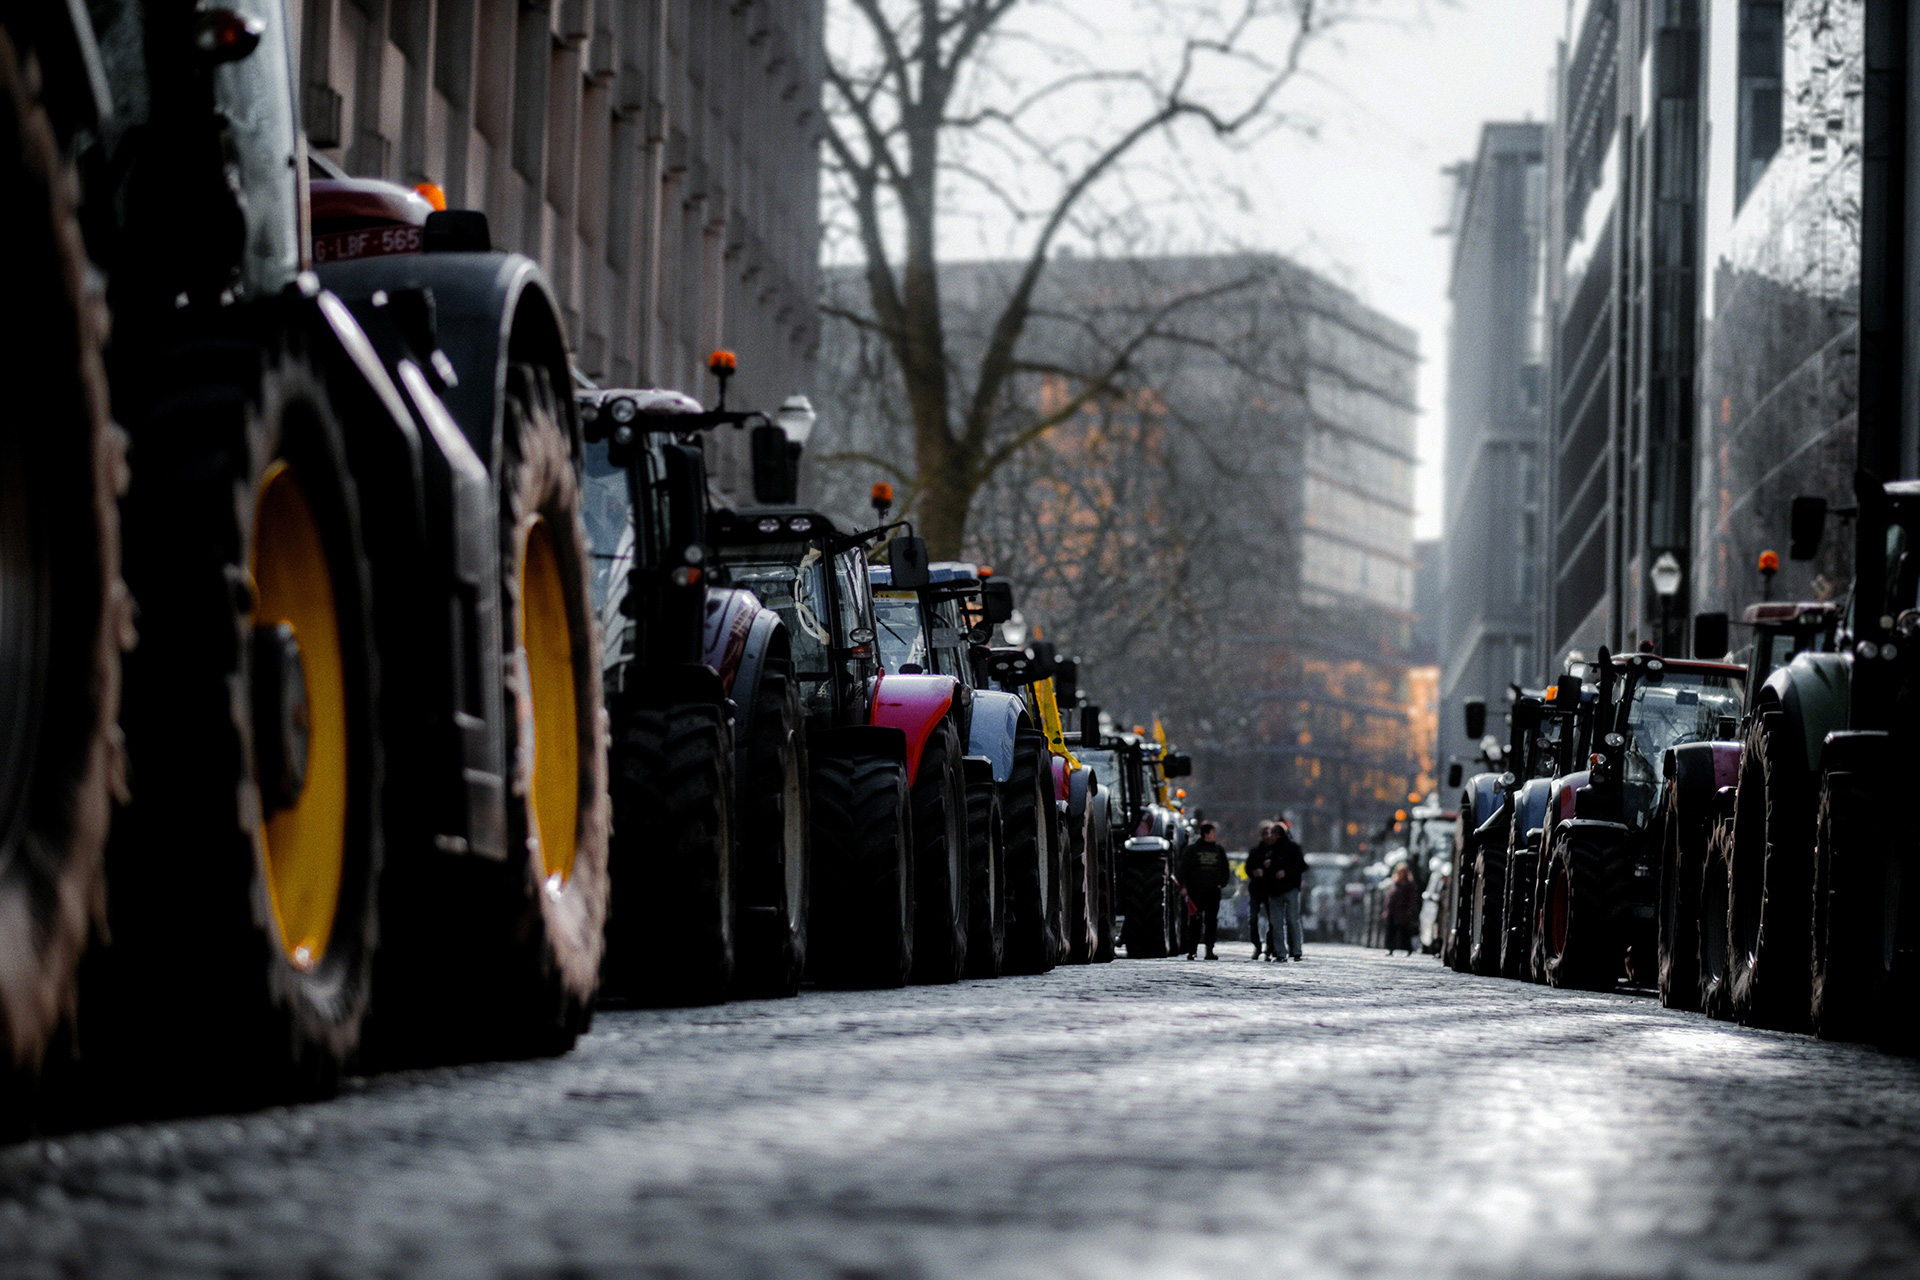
288;0;823;494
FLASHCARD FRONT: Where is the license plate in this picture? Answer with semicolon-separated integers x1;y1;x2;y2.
312;224;422;264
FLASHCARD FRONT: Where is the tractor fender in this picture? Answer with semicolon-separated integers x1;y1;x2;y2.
1462;772;1507;838
1665;741;1739;816
1557;818;1631;852
1067;764;1094;824
870;673;959;785
703;586;787;728
966;689;1026;783
1766;650;1851;776
315;251;574;472
1553;770;1589;821
809;724;908;768
1512;777;1553;851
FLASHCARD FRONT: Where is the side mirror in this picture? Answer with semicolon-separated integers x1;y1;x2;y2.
423;209;491;253
1162;753;1193;778
1028;639;1057;680
750;423;798;504
1693;611;1729;660
889;534;931;590
1447;762;1464;789
1053;656;1080;707
1511;699;1543;733
1463;697;1487;741
1789;495;1827;560
979;578;1014;624
1080;704;1102;749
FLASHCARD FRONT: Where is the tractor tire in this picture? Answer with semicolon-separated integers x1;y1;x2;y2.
363;363;610;1064
1123;845;1173;959
909;720;969;985
1446;848;1475;973
962;775;1006;979
1810;768;1890;1042
1541;827;1629;990
0;30;127;1127
733;662;809;998
601;701;733;1006
1002;729;1055;974
1065;796;1096;965
1091;810;1118;963
1657;780;1706;1012
1500;849;1537;982
1728;711;1814;1032
1043;770;1070;968
79;335;383;1117
808;753;914;989
1469;844;1505;977
1698;820;1736;1020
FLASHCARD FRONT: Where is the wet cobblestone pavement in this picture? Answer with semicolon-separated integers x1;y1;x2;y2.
6;944;1920;1279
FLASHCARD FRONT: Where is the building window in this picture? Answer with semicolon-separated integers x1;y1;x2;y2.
1735;0;1783;210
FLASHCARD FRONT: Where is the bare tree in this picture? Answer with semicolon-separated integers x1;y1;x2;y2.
821;0;1365;557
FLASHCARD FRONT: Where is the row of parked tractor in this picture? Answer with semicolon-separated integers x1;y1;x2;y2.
0;3;1206;1135
1435;478;1920;1050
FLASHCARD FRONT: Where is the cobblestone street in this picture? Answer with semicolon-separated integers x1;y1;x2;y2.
6;945;1920;1279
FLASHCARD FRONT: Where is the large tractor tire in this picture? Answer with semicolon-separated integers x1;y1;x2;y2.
1446;846;1475;973
1728;711;1813;1032
1002;729;1056;974
601;701;733;1006
733;661;809;998
1065;796;1097;965
1123;846;1173;959
1810;767;1890;1043
363;363;610;1064
1657;780;1706;1012
0;31;127;1125
808;753;914;989
1698;820;1735;1020
1468;844;1505;977
962;771;1006;979
1090;807;1117;963
1540;826;1629;990
909;720;969;985
79;334;383;1117
1500;849;1537;982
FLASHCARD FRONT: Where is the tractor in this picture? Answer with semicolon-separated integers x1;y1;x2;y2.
1653;601;1837;1014
1696;480;1920;1043
1443;694;1530;975
2;0;606;1126
572;378;810;1004
868;558;1028;977
707;506;972;987
1532;650;1745;991
1079;726;1191;959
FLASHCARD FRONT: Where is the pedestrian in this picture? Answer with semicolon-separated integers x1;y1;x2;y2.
1268;819;1308;962
1180;821;1232;960
1244;822;1280;960
1382;862;1420;956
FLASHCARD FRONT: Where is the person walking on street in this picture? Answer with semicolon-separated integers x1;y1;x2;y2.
1269;819;1308;962
1181;821;1232;959
1382;862;1420;956
1244;823;1280;960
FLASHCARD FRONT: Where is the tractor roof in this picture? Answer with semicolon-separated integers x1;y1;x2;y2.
1741;601;1839;627
712;506;859;546
870;561;981;589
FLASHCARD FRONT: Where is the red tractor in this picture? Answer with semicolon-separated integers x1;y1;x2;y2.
709;509;972;986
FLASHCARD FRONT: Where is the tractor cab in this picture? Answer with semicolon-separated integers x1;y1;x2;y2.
710;506;929;731
869;561;1014;685
1582;653;1746;831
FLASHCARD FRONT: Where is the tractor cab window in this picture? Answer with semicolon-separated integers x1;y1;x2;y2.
926;599;973;681
581;438;643;615
873;592;928;673
720;550;836;719
1617;671;1744;825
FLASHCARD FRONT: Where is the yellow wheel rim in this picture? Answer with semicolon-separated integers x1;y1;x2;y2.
251;461;349;970
519;516;579;885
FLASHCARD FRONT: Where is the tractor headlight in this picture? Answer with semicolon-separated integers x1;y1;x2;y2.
608;395;639;425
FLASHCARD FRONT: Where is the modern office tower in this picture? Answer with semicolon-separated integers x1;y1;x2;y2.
1439;122;1546;772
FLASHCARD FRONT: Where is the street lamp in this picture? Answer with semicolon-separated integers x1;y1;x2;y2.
1001;608;1028;648
1651;551;1683;655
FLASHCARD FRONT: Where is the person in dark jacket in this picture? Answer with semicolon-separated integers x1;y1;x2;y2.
1382;862;1420;955
1180;821;1232;959
1244;823;1281;960
1268;820;1308;961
